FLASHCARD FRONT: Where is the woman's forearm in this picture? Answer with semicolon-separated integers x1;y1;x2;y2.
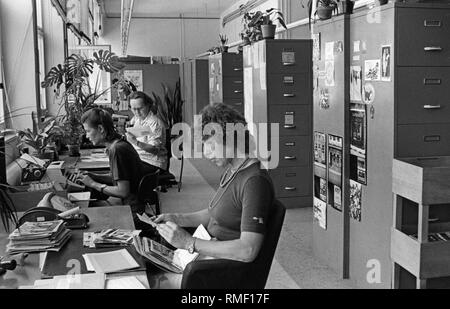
91;181;129;199
137;140;160;155
175;209;210;227
193;237;262;263
90;173;113;184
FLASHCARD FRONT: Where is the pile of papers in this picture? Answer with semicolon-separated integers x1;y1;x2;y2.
133;224;211;274
83;229;141;248
6;220;71;254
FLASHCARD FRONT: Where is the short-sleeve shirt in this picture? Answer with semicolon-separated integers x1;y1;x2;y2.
206;161;275;241
108;138;148;213
131;113;168;170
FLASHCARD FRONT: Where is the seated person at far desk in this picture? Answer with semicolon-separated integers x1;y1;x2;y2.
79;108;151;214
152;103;275;263
126;91;168;172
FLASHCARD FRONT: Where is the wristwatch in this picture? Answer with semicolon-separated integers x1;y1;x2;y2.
99;184;107;193
188;237;197;254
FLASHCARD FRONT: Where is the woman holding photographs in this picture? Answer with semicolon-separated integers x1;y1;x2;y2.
152;103;275;263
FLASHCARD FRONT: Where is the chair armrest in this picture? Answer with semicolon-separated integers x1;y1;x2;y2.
181;259;258;289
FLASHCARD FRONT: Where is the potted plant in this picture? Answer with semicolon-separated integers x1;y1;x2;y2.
219;34;229;53
250;8;288;40
316;0;338;20
42;50;125;157
0;187;18;233
16;116;63;160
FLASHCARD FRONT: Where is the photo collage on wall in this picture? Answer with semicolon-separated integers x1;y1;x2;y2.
350;103;367;186
327;134;343;212
313;132;327;230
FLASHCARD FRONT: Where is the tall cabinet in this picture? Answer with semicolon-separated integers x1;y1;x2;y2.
311;2;450;288
244;39;313;209
209;53;244;115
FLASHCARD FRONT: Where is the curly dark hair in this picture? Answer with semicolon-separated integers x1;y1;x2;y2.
200;103;250;153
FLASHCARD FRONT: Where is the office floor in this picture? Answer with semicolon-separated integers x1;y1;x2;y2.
160;158;355;289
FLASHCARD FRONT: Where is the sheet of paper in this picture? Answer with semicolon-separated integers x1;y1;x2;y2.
83;254;95;271
21;153;46;167
126;127;152;137
33;273;105;289
173;225;212;270
106;276;146;289
136;213;157;228
84;249;140;274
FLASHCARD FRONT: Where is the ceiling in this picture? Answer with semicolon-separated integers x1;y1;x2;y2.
103;0;237;17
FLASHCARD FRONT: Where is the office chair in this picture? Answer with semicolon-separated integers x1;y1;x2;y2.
181;199;286;289
158;130;183;192
137;171;161;216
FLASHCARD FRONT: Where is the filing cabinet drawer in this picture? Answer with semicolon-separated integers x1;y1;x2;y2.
267;74;312;105
266;41;312;74
270;167;311;198
397;8;450;66
224;99;244;115
223;77;244;99
222;55;243;77
397;67;450;124
269;105;311;136
397;124;450;157
278;136;311;167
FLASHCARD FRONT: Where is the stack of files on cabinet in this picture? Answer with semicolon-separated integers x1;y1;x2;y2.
6;220;71;254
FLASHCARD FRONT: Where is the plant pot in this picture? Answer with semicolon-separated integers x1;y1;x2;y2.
221;46;229;53
339;1;354;14
242;37;251;46
67;144;81;157
317;7;334;20
377;0;388;5
261;24;277;40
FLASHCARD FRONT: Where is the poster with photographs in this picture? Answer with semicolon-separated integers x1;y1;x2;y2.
325;60;335;87
364;60;381;81
350;66;362;103
381;45;391;81
350;103;367;156
313;33;321;61
357;156;367;184
319;178;327;202
327;134;343;211
319;88;330;109
124;70;144;91
314;197;327;230
350;180;362;222
314;132;327;168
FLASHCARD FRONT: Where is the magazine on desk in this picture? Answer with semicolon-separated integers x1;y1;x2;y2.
132;224;211;274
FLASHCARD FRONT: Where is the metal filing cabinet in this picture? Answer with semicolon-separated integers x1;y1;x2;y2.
243;39;313;209
209;53;244;114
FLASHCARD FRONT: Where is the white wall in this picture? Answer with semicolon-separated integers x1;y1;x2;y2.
0;0;37;130
98;17;220;59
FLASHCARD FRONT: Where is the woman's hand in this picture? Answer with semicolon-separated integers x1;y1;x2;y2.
126;133;138;146
151;213;179;225
80;175;97;188
156;222;193;250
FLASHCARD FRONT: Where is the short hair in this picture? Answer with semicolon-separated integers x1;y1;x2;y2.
200;103;250;152
81;108;119;142
128;91;157;114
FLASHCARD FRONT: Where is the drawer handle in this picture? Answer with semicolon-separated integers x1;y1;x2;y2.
423;105;441;109
233;80;243;84
284;156;297;160
233;68;242;71
284;125;297;129
424;20;442;27
424;135;441;142
284;187;297;191
424;46;443;52
424;78;442;85
234;102;243;106
282;62;295;66
283;94;296;98
234;90;243;94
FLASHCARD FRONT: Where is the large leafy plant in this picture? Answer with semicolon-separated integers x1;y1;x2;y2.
16;116;63;155
152;79;184;132
42;50;125;145
241;8;288;43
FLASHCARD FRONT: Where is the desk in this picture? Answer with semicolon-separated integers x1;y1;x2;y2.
0;206;181;289
62;149;110;171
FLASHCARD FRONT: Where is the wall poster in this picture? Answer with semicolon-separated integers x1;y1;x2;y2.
123;70;144;91
314;197;327;230
350;66;362;103
327;134;343;211
350;180;362;222
314;132;327;205
350;103;368;185
381;45;391;82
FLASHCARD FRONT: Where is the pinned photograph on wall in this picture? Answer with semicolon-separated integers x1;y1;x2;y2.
334;41;344;54
320;178;327;202
327;134;343;212
353;40;360;53
350;180;362;222
313;33;321;61
314;197;327;230
314;132;327;168
123;70;143;91
325;41;334;60
350;103;367;156
319;88;330;109
325;61;335;87
357;156;367;185
364;59;381;81
362;83;375;105
350;66;362;103
381;45;391;81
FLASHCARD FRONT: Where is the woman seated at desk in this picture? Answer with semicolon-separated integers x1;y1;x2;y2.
79;108;150;214
126;91;168;172
152;103;275;263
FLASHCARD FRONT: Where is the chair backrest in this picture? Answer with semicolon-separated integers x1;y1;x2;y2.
137;170;159;201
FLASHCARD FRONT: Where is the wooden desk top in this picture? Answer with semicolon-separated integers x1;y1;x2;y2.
62;149;110;171
0;206;182;289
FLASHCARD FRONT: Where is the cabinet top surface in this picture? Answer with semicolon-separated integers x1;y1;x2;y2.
395;157;450;169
